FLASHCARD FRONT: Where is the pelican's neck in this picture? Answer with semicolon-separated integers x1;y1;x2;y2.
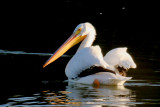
76;32;96;52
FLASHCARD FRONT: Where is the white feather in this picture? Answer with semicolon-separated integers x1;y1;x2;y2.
104;47;136;70
64;22;136;85
69;72;132;85
65;45;110;79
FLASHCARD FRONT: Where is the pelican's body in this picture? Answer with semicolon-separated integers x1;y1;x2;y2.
43;22;136;85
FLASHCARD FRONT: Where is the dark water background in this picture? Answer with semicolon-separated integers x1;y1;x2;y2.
1;0;160;106
0;50;160;106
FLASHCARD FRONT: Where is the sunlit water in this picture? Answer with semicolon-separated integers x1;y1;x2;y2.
0;50;160;106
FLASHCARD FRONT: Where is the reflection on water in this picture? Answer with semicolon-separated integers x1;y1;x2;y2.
0;50;160;106
3;79;160;106
66;83;135;107
4;83;135;106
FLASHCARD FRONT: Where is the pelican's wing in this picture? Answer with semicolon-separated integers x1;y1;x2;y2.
104;47;136;70
65;45;109;79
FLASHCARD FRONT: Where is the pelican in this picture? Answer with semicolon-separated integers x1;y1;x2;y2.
43;22;136;85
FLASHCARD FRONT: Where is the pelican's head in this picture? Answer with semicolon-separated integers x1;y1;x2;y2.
43;22;96;68
74;22;96;36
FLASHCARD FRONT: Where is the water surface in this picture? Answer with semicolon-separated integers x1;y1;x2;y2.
0;50;160;106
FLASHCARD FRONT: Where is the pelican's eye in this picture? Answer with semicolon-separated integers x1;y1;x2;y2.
78;28;81;31
78;28;82;32
75;28;82;35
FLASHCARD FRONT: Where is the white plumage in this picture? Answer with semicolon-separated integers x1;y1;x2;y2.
104;47;136;74
64;23;136;85
44;22;137;85
65;46;111;78
70;72;132;85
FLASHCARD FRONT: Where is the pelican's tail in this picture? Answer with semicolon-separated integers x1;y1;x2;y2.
116;73;132;81
108;74;132;85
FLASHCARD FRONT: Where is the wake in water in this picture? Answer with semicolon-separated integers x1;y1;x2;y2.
0;49;70;57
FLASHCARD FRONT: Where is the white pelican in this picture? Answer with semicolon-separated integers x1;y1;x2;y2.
43;22;136;85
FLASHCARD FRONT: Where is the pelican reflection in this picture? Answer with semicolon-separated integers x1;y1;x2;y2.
65;83;136;107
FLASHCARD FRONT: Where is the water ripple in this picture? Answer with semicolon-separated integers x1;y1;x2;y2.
0;49;70;57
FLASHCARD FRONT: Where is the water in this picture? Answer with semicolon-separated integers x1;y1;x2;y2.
0;50;160;106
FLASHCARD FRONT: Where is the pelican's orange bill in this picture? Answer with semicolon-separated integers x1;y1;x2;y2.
43;34;87;68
